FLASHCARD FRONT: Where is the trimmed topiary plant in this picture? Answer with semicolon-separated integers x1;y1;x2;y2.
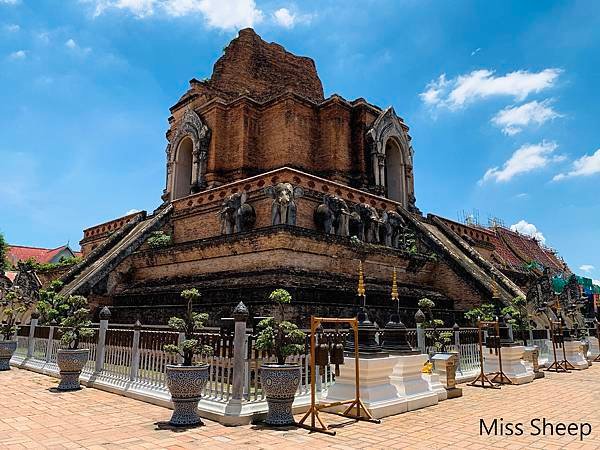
255;289;306;426
163;288;213;427
36;282;93;390
0;289;32;370
418;297;452;354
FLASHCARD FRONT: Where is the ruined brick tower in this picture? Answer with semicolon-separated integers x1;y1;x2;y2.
62;29;562;326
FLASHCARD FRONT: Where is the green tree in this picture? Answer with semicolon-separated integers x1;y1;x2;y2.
418;297;452;352
500;296;529;332
255;289;306;365
0;232;8;272
36;281;93;349
464;303;497;325
163;288;213;366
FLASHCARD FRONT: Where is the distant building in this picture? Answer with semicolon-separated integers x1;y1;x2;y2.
6;244;81;268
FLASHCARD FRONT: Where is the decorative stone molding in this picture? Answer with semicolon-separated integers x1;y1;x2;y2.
366;107;415;209
165;109;211;200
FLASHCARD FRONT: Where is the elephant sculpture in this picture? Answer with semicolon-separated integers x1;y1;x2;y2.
264;183;304;226
381;210;406;248
218;192;256;234
351;203;383;244
314;194;350;236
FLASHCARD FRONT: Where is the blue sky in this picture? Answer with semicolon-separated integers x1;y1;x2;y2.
1;0;599;282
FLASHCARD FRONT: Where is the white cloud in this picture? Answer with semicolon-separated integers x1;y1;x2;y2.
8;49;26;60
594;279;600;286
65;38;92;54
0;0;20;5
125;208;141;215
580;265;595;273
471;47;481;56
481;141;564;183
553;148;600;181
273;8;295;28
510;220;546;244
421;68;562;110
4;24;20;32
88;0;263;29
491;100;562;135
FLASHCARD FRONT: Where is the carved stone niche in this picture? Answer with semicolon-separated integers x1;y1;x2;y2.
164;109;211;201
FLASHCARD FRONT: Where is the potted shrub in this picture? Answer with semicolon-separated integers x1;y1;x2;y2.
418;298;453;356
0;289;31;371
37;282;93;390
255;289;306;426
163;288;213;427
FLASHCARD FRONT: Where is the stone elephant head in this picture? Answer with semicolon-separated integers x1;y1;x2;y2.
264;182;304;226
314;194;349;236
381;210;406;248
352;203;382;244
218;191;256;234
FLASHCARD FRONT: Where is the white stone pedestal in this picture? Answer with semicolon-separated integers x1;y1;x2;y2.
587;337;599;361
483;346;535;385
564;341;589;370
422;373;447;401
389;354;439;412
324;355;401;419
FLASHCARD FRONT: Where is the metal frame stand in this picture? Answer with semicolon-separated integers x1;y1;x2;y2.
297;316;380;436
594;325;600;363
468;320;500;389
546;320;572;372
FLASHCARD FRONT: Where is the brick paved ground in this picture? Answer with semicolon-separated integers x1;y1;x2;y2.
2;366;600;449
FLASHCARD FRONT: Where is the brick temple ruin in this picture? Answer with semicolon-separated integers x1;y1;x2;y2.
54;29;570;326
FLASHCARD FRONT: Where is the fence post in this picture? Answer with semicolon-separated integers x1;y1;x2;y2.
27;313;39;358
415;309;426;353
453;323;461;373
230;302;249;405
95;306;111;374
46;321;56;363
177;332;185;365
129;320;142;381
529;327;534;344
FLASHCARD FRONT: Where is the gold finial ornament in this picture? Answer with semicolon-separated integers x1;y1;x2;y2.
391;267;399;301
357;261;366;297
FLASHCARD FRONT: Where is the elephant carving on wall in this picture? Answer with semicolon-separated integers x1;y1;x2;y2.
381;209;406;248
314;194;350;236
351;203;383;244
218;192;256;234
264;183;304;226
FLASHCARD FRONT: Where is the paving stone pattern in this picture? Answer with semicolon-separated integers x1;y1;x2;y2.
2;366;600;449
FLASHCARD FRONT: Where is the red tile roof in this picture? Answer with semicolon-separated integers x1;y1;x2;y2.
7;245;73;265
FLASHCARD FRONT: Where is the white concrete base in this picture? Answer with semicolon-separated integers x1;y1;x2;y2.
483;346;535;385
389;354;439;412
564;341;589;370
587;337;599;361
324;355;403;419
422;373;447;401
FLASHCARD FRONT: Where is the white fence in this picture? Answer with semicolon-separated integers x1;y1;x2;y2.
10;318;552;424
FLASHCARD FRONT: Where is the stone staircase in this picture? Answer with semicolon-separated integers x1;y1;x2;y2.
397;208;525;308
59;204;173;297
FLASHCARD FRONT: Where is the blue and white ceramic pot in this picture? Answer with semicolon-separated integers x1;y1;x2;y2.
56;348;89;390
260;364;301;426
165;364;209;426
0;340;17;371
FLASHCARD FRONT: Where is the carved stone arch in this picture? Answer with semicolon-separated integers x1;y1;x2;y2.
366;107;415;208
164;109;211;201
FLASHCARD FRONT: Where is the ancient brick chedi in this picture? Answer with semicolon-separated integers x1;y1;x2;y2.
63;29;568;326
